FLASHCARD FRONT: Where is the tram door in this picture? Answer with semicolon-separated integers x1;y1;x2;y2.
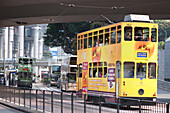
77;64;82;92
116;61;121;97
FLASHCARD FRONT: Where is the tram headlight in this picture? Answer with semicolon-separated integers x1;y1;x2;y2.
138;89;144;95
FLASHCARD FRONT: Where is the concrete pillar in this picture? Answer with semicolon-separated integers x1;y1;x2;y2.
38;38;43;59
8;27;14;59
25;41;30;57
2;27;9;58
0;29;3;58
32;26;40;59
30;42;34;57
32;26;40;80
18;26;24;57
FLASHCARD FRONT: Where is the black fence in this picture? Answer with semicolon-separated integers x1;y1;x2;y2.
0;85;169;113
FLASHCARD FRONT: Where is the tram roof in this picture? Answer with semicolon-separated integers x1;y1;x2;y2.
77;21;157;35
0;0;170;27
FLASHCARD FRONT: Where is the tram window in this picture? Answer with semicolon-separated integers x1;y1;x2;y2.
111;27;116;31
104;62;107;66
93;62;97;67
105;33;109;45
148;63;156;79
99;35;103;46
117;31;121;43
78;40;80;50
135;27;149;41
89;33;92;37
104;67;107;78
93;68;97;78
105;28;109;33
93;36;98;47
118;25;121;30
124;62;134;78
94;31;98;35
30;59;33;64
70;67;77;72
99;30;103;34
89;63;92;67
151;28;157;42
84;38;87;49
84;34;87;38
98;68;103;78
19;59;22;64
79;64;82;77
111;32;116;44
99;62;103;66
124;27;132;41
88;37;92;48
23;59;28;64
136;63;146;78
89;68;92;78
81;39;83;49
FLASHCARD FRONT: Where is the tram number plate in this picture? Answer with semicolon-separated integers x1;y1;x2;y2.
137;52;147;58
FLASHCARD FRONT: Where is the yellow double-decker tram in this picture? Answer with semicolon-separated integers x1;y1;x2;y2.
76;14;158;104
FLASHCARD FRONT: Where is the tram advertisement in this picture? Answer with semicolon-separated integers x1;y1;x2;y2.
107;68;115;91
82;62;88;99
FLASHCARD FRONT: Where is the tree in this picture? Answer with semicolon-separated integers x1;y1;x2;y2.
43;22;109;55
153;20;170;42
43;51;52;59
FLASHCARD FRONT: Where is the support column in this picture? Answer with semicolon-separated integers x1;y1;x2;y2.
0;29;3;58
18;26;24;57
2;27;9;58
8;27;14;59
32;26;40;80
1;27;8;86
30;42;34;57
38;38;43;59
32;26;40;59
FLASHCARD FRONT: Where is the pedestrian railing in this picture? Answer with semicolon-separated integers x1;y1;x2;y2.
0;85;169;113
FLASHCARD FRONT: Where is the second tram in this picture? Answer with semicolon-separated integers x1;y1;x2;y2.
18;57;33;88
61;56;77;91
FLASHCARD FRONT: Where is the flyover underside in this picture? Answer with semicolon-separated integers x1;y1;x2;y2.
0;0;170;27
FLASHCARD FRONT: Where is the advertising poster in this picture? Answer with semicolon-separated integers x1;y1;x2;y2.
82;62;88;99
107;68;115;91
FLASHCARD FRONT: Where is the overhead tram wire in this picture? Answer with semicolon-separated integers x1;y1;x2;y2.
59;3;124;30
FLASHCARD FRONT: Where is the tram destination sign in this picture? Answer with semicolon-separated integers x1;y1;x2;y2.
137;52;147;58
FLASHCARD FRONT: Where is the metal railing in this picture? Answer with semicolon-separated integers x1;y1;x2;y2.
0;85;169;113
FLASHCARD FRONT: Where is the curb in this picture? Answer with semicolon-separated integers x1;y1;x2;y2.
0;100;42;113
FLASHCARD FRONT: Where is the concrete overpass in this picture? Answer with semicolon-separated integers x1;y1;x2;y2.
0;59;62;68
0;0;170;27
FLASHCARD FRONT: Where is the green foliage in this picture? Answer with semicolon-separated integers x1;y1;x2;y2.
153;20;170;41
43;22;109;55
153;20;170;50
43;51;52;59
158;41;165;50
